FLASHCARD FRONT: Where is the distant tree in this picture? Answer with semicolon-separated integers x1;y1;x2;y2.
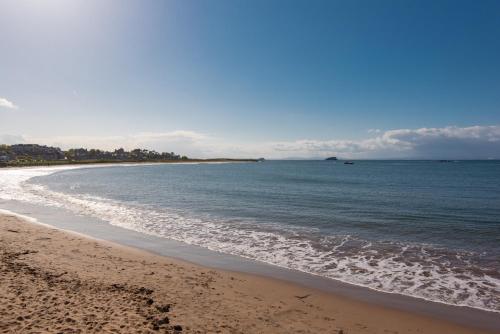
1;143;188;167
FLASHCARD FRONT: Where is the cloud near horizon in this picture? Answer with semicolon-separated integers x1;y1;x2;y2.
0;97;18;110
1;125;500;159
272;126;500;159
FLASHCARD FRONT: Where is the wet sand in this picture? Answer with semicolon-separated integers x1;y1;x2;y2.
0;212;496;333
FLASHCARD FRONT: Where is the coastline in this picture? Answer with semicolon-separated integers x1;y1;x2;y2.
0;158;258;168
0;162;499;329
0;211;497;333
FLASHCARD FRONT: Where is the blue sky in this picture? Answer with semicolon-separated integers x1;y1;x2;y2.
1;0;499;158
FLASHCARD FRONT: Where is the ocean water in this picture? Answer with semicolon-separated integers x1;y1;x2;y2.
1;161;499;312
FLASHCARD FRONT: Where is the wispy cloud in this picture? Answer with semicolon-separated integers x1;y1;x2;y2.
22;130;208;151
0;97;18;110
0;134;25;145
1;126;499;159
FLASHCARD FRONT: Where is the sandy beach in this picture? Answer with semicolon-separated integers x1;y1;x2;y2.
0;212;496;333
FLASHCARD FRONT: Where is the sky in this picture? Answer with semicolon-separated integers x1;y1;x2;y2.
1;0;499;159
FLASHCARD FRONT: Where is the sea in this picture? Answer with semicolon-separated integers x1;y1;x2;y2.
1;160;499;313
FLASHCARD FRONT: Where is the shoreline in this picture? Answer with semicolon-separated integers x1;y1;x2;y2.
0;163;499;328
0;210;498;333
0;158;258;169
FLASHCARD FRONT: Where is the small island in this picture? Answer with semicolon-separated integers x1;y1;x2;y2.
325;157;338;161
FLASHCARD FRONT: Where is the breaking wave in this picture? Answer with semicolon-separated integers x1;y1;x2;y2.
0;165;498;313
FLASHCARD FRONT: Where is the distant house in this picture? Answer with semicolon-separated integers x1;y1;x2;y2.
10;144;65;161
0;155;10;163
73;148;90;160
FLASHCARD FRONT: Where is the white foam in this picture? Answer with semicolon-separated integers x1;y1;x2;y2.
0;164;499;313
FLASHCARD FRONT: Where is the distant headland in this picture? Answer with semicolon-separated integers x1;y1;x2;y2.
0;144;257;167
325;157;338;161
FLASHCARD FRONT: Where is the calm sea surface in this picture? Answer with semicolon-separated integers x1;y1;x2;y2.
4;161;500;312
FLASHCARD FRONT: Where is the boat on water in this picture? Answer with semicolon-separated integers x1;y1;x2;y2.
344;161;354;165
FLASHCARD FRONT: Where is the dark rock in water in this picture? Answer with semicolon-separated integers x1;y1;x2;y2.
325;157;337;160
156;304;170;312
173;325;182;331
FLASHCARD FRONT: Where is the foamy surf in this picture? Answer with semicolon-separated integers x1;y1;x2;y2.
0;164;498;313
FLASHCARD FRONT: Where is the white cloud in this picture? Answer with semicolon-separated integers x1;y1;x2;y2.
1;125;499;159
0;97;18;110
269;125;500;159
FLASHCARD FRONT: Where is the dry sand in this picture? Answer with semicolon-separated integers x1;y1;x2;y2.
0;212;495;333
